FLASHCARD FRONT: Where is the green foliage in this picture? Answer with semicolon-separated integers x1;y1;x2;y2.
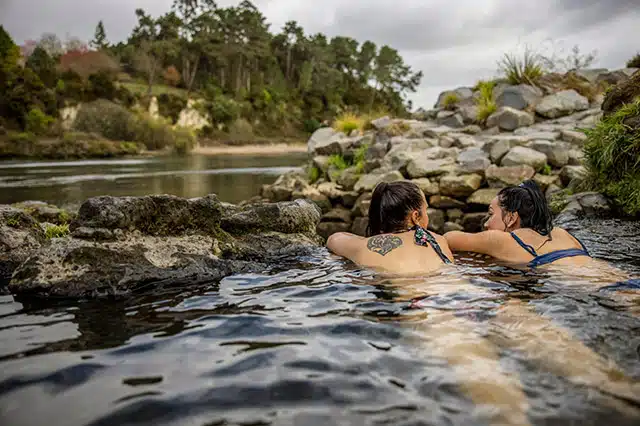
333;112;363;134
474;80;497;123
307;165;321;184
26;46;58;87
353;144;369;174
88;71;117;100
583;99;640;215
204;95;240;125
442;93;459;110
91;21;110;50
157;93;187;124
303;118;322;134
548;190;570;215
25;108;54;135
227;118;254;140
540;164;553;175
74;100;136;141
327;154;349;171
499;47;544;85
44;223;70;239
626;53;640;69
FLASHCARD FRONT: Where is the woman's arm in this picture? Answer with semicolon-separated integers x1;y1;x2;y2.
444;230;510;257
326;232;365;261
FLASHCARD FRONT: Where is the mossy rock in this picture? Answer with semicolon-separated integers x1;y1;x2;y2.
602;70;640;116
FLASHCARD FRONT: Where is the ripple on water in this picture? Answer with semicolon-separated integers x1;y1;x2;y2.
1;219;640;425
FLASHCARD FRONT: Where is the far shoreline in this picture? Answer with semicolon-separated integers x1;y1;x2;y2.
192;143;307;156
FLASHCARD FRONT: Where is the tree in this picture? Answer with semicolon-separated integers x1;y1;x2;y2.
91;21;110;50
37;33;64;57
26;46;58;87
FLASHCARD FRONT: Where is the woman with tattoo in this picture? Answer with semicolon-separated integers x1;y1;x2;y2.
326;181;454;274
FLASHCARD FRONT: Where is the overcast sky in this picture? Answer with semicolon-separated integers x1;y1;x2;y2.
2;0;639;108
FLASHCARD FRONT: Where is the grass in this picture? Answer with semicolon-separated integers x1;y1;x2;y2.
442;93;459;110
333;112;365;135
475;80;498;123
499;47;544;85
308;165;321;184
327;154;350;170
353;144;368;174
6;217;20;227
583;98;640;215
119;82;191;98
540;164;553;175
44;223;70;239
327;143;370;179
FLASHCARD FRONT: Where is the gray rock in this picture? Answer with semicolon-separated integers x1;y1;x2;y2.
439;174;483;197
527;140;569;168
560;165;587;187
457;148;491;174
383;139;436;171
1;206;46;284
262;171;308;202
427;208;446;233
501;146;547;169
444;222;464;233
322;206;353;224
458;105;479;124
533;174;560;191
312;132;351;156
363;143;389;173
496;84;543;110
429;195;467;209
411;178;440;196
435;87;474;108
461;124;483;134
485;165;536;187
308;127;337;154
561;129;588;145
354;170;405;193
512;129;560;141
371;116;393;130
316;182;358;208
535;90;590;118
436;111;465;128
351;217;369;236
446;208;464;223
462;213;487;232
11;201;75;225
291;185;332;213
313;156;331;173
406;157;456;179
467;188;500;206
486;107;535;131
423;126;454;138
567;149;584;166
451;134;480;148
335;166;361;191
568;192;611;217
352;193;372;217
575;68;609;83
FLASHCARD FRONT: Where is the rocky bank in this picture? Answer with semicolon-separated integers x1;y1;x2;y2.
258;68;638;239
1;195;322;298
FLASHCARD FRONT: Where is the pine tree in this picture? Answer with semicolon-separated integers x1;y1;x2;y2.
90;21;109;50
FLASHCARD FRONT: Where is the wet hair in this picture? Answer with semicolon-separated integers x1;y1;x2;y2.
366;181;425;237
497;179;553;235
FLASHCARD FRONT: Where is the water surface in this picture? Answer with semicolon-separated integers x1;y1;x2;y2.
0;153;307;206
1;218;639;425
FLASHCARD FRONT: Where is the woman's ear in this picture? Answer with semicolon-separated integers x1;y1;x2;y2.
411;209;421;226
505;211;520;231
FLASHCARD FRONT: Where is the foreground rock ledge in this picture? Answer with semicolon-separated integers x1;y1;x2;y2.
4;194;322;298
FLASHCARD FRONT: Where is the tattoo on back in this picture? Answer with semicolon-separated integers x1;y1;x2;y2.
367;235;403;256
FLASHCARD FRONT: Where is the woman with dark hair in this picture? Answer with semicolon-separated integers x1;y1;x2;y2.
444;180;591;267
327;181;453;274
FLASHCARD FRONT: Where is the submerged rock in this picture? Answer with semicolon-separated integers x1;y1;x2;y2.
8;196;323;298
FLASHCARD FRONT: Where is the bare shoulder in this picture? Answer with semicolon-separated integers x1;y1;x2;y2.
366;233;404;256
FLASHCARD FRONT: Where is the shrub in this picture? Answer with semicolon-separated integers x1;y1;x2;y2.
163;66;181;87
475;80;498;123
44;223;70;239
172;128;196;155
157;93;187;124
442;93;459;110
114;85;136;107
25;46;57;87
74;100;136;141
353;144;369;174
327;154;349;171
626;53;640;69
499;47;544;85
87;71;117;100
333;112;364;134
583;98;640;215
307;165;321;184
303;118;322;134
25;107;54;135
228;118;254;140
204;96;239;125
540;164;553;175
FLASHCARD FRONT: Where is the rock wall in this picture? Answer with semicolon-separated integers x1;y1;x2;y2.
2;195;323;298
260;68;638;240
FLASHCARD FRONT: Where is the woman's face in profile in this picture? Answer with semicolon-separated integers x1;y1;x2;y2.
484;197;506;231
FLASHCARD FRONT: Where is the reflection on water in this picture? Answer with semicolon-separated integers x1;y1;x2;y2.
1;218;639;426
0;153;307;206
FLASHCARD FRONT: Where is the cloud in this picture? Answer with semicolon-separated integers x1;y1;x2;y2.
1;0;638;108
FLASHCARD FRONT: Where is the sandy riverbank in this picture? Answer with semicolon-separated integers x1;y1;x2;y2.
192;143;307;155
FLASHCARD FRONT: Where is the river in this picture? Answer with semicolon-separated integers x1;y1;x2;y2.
0;152;308;207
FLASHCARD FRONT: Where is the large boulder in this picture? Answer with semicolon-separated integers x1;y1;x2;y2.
527;140;569;168
439;174;483;197
535;90;590;119
429;195;466;209
383;138;436;171
436;111;464;128
467;188;500;206
354;170;405;193
560;165;587;187
1;206;46;284
411;178;440;196
458;105;479;124
486;107;535;131
427;208;446;233
308;127;337;154
560;129;588;145
316;182;359;208
406;148;458;178
334;166;361;191
291;186;332;213
8;197;324;298
601;70;640;116
485;165;536;187
532;174;560;192
11;201;76;225
496;84;543;110
457;148;491;174
435;87;474;108
501;146;547;170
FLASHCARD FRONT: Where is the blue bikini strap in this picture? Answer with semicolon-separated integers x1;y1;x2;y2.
510;232;538;257
566;230;590;254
